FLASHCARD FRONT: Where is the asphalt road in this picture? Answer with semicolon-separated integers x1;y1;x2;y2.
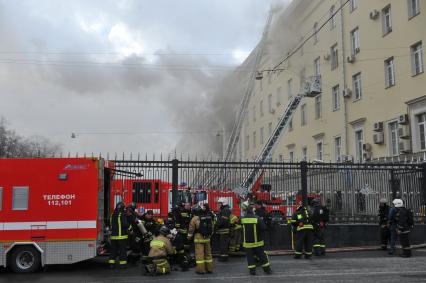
2;249;426;283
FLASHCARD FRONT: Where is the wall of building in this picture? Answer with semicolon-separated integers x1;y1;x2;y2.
238;0;425;163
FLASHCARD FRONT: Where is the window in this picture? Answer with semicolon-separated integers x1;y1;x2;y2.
355;129;364;162
287;79;293;99
411;41;424;76
276;87;282;106
331;44;338;70
332;85;340;110
300;68;306;89
253;105;256;122
302;147;307;161
385;57;395;88
417;113;426;150
408;0;420;18
245;135;250;151
0;187;2;210
301;104;307;126
133;182;152;203
315;95;322;119
289;151;295;162
279;154;283;162
350;0;358;12
12;186;29;210
314;57;321;76
330;5;336;29
334;137;342;161
316;141;323;160
260;127;264;145
289;118;293;131
388;121;399;156
350;27;360;55
253;131;256;148
352;72;362;100
268;94;273;113
154;183;159;203
268;122;272;136
313;22;319;43
260;100;264;117
382;5;392;35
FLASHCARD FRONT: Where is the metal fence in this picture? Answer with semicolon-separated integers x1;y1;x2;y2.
109;157;426;223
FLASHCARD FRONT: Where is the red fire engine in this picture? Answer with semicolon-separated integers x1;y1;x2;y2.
0;158;110;273
110;179;240;217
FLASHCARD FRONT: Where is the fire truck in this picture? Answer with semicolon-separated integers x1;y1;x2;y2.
110;179;240;217
0;158;111;273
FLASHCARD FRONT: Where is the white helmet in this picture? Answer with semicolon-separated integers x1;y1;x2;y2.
393;199;403;208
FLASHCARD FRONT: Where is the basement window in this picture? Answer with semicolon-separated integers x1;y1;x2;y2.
12;186;29;210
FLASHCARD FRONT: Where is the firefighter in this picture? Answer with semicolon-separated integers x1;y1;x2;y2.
389;199;414;257
139;210;156;255
290;205;314;259
241;202;272;276
229;213;242;253
217;198;231;262
146;225;176;275
378;198;390;250
188;204;214;274
174;202;192;250
254;200;268;224
311;197;329;256
126;202;145;263
108;202;129;269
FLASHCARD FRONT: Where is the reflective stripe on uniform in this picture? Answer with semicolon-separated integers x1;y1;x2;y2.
111;235;128;240
150;240;165;248
296;224;313;231
248;265;256;269
241;218;258;224
108;259;115;264
196;260;205;264
194;238;210;243
261;262;270;267
119;260;127;265
243;240;264;248
205;259;213;263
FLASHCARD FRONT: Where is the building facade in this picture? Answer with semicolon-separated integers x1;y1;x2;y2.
236;0;425;162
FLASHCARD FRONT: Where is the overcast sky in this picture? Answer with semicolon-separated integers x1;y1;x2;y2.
0;0;290;159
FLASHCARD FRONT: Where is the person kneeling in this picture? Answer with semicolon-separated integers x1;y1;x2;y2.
146;226;176;275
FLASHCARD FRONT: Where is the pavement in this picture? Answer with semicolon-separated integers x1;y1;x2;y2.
1;249;426;283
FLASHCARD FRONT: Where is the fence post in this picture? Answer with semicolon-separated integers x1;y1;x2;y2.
300;161;308;206
172;159;179;210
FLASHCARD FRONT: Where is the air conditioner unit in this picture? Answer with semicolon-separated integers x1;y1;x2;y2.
373;122;383;132
398;114;409;125
362;143;372;151
369;9;380;20
363;151;372;161
342;88;352;98
398;125;410;139
373;132;384;144
323;53;331;61
399;140;412;153
347;55;356;63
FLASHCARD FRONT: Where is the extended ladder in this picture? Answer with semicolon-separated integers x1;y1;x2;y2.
234;95;303;198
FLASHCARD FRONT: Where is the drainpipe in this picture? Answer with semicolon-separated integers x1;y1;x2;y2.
340;0;349;156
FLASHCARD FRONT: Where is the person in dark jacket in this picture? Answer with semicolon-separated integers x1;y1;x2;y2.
311;198;329;256
241;202;272;276
254;201;268;224
378;198;390;250
217;198;231;262
389;199;414;257
289;205;314;259
108;202;130;269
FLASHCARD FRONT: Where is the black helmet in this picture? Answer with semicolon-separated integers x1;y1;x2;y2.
115;202;125;212
159;225;170;236
128;202;137;211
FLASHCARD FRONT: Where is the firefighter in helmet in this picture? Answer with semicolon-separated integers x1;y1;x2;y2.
241;202;272;276
310;197;329;256
108;202;130;269
188;204;214;274
229;212;242;253
216;197;231;262
389;199;414;257
174;202;192;250
146;225;176;275
289;204;314;259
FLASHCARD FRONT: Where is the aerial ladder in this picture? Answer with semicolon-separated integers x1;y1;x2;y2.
234;76;322;198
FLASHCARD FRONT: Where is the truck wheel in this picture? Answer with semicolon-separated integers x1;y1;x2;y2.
9;246;41;273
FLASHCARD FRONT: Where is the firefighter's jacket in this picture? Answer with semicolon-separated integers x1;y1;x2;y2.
241;212;267;248
378;204;390;227
290;206;314;232
390;207;413;233
217;205;231;234
230;214;242;231
188;214;212;243
311;204;329;226
110;211;129;240
148;235;175;258
175;208;192;234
